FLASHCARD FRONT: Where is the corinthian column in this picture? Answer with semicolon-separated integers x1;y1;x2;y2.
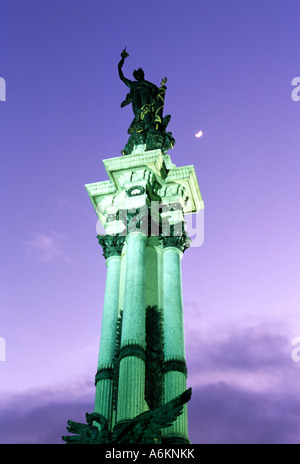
161;230;191;444
116;231;148;426
94;235;125;430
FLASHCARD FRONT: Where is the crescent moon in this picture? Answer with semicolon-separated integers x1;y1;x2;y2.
195;130;203;138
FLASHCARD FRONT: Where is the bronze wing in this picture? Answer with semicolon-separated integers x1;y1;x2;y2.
114;387;192;444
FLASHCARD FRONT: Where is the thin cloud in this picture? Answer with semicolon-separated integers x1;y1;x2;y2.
186;321;300;394
0;383;94;444
188;384;300;444
1;380;300;444
25;231;72;263
0;398;93;444
56;198;77;210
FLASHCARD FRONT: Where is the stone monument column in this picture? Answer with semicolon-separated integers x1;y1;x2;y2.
94;235;125;429
63;51;204;444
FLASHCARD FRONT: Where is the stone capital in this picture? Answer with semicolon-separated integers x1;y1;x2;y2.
161;224;191;253
97;235;126;259
161;233;191;252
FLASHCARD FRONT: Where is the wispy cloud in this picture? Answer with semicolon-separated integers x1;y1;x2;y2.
25;231;72;263
56;198;77;210
186;320;299;392
2;375;300;444
188;383;300;444
183;318;300;443
0;385;94;444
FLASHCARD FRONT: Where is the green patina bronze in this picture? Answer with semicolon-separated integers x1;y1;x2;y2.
145;305;164;410
62;387;191;444
112;310;123;413
118;49;175;155
164;359;188;377
95;366;114;384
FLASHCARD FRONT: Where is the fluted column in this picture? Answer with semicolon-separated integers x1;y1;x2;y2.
94;235;125;430
161;231;190;444
116;232;148;426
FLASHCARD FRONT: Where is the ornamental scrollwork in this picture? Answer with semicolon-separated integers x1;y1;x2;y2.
97;235;126;259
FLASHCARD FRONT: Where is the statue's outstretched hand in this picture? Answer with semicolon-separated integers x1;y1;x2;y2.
121;48;129;59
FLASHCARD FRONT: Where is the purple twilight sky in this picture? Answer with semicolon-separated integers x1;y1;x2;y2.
1;0;300;444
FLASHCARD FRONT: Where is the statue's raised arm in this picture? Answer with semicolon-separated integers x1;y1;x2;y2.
118;48;131;88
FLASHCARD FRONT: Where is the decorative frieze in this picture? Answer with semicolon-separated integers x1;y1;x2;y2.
126;185;145;197
85;149;204;223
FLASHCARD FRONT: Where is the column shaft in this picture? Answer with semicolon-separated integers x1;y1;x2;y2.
98;256;121;364
116;232;147;424
95;255;121;429
163;248;185;359
162;246;189;443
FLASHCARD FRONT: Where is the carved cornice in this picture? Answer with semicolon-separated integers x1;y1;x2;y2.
86;152;203;234
97;235;126;259
103;149;165;179
86;180;116;196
